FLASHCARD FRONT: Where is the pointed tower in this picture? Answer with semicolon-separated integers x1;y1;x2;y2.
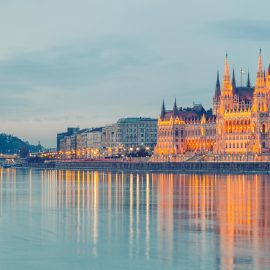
251;49;268;154
219;53;233;112
173;98;178;117
232;67;236;92
221;53;233;96
201;114;206;124
247;70;251;87
213;70;221;115
215;70;221;97
161;99;166;119
267;64;270;88
255;49;265;89
253;49;267;112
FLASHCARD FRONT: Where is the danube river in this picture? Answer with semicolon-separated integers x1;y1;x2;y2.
0;169;269;270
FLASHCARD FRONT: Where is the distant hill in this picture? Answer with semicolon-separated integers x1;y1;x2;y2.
0;133;43;155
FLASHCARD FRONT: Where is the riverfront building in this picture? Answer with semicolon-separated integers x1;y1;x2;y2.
59;128;103;159
101;124;118;148
116;117;157;149
57;117;157;158
76;128;103;158
153;51;270;161
56;127;79;152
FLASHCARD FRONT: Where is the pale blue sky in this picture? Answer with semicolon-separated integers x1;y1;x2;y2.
0;0;269;146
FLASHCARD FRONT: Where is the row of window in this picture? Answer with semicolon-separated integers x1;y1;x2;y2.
225;142;247;149
125;134;156;138
225;129;251;133
120;124;156;128
226;142;267;149
225;135;250;140
186;129;216;136
123;129;157;133
159;129;215;137
125;137;156;142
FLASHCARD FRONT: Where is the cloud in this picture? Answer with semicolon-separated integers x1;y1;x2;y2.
0;37;160;88
1;0;269;146
0;37;162;118
209;20;270;41
0;33;190;147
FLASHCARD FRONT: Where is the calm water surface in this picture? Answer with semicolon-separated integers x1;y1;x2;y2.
0;168;270;270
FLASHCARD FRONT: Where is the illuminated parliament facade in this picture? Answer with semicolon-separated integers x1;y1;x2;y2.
153;51;270;161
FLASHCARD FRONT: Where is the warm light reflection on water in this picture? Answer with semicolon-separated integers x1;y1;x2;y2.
0;168;270;270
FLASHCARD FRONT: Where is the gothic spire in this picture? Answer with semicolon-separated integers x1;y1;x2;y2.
216;70;220;87
173;98;178;116
161;99;166;119
232;67;236;91
255;49;265;88
258;48;263;73
221;53;233;97
214;70;221;98
223;52;231;82
247;70;251;87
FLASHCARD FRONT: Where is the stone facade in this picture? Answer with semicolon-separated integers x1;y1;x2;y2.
101;124;118;148
86;128;102;149
57;118;158;158
75;128;102;158
57;127;79;152
153;51;270;161
116;117;157;149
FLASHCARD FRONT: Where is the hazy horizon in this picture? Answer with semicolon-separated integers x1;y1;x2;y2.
0;0;270;147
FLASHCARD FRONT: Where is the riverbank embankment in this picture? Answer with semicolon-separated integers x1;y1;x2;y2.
26;160;270;174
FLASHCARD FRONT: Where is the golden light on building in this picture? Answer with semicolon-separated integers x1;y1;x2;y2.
153;51;270;162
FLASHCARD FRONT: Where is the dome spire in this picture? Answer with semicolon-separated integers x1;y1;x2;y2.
223;52;231;82
221;53;233;97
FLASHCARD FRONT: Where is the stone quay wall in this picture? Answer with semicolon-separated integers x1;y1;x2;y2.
45;161;270;174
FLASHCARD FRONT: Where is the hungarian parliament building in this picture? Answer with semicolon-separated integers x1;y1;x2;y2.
153;51;270;161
